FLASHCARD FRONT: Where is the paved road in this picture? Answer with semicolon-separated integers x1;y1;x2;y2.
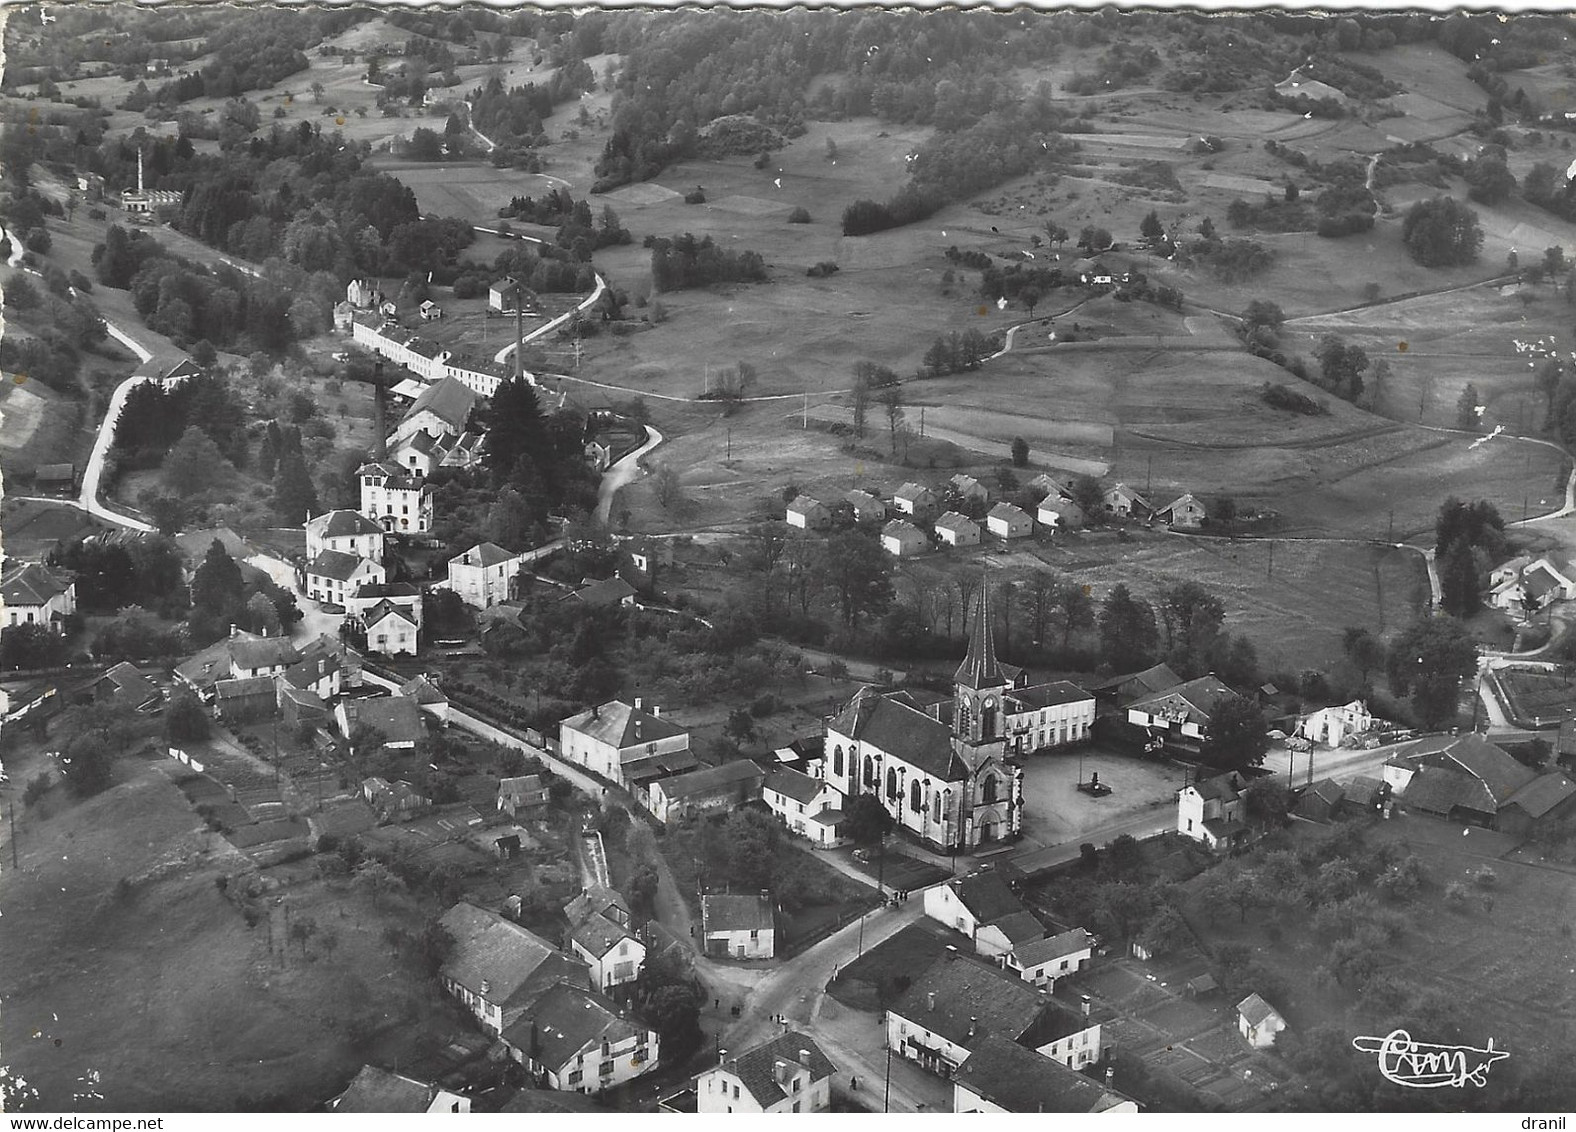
595;426;663;524
492;272;608;367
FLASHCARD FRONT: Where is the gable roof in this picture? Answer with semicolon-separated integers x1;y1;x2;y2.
214;674;276;701
988;910;1047;945
946;868;1026;925
1009;680;1095;711
721;1032;835;1108
935;512;980;534
453;542;518;569
1504;772;1576;818
949;473;985;493
499;774;547;803
229;635;301;671
845;488;885;512
1191;773;1243;803
882;518;926;540
309;509;383;541
656;759;765;802
569;909;637;958
702;892;774;934
565;886;630;930
828;688;962;780
438;902;587;1009
765;766;826;805
561;700;687;752
891;952;1049;1050
988;502;1031;523
404;376;476;428
365;600;419;630
954;1034;1134;1113
786;494;826;515
305;549;369;583
895;482;935;502
348;695;425;744
501;982;645;1074
1013;927;1095;967
1160;493;1203;515
1128;674;1237;726
1092;662;1184;698
1238;992;1281;1026
573;576;637;606
400;674;448;705
1395;733;1538;808
330;1066;449;1113
1;562;72;606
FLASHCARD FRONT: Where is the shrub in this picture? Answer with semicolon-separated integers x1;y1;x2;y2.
684;188;706;205
806;261;839;278
787;206;811;224
1444;880;1470;907
1471;866;1497;888
1260;383;1326;415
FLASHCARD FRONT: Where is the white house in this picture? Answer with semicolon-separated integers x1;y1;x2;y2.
696;1032;835;1114
306;509;385;564
346;279;379;308
303;549;385;607
391;376;477;447
893;482;941;521
1003;681;1096;755
1156;493;1207;528
559;699;693;790
701;893;775;960
447;542;525;609
490;279;538;313
566;910;645;994
786;495;832;531
1;563;77;632
226;633;301;680
1127;674;1237;754
419;299;443;321
1297;700;1373;748
444;352;510;399
986;502;1033;541
952;1035;1137;1114
1004;928;1096;990
845;489;887;524
935;512;982;547
923;867;1044;959
504;982;658;1094
363;600;419;656
949;474;989;504
881;519;929;557
358;462;436;534
1237;993;1287;1048
1176;774;1247;850
435;902;591;1035
1102;483;1150;519
346;582;423;634
763;766;847;847
1035;498;1081;531
1524;556;1576;606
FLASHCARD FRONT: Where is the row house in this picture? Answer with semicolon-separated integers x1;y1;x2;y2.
1003;680;1096;754
445;351;513;398
923;867;1045;960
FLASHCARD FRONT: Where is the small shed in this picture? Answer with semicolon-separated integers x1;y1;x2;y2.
1237;993;1286;1048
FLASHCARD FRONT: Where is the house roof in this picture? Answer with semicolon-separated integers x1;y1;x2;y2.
1191;773;1243;803
279;684;328;714
1526;562;1566;597
1160;493;1202;515
895;482;935;501
882;518;926;540
935;512;980;534
561;700;687;752
0;562;72;606
657;760;765;802
229;635;301;671
354;582;421;603
282;650;340;691
946;868;1026;925
404;376;476;430
35;463;74;482
214;674;276;700
949;474;984;493
845;489;885;511
305;549;369;583
1092;662;1184;697
1505;772;1576;818
499;774;547;802
828;688;962;780
454;542;518;569
1129;674;1237;726
786;495;826;514
330;1066;448;1113
438;902;587;1009
989;910;1046;946
954;1034;1133;1113
988;502;1031;523
569;909;636;958
309;510;383;541
1395;733;1538;807
1238;992;1281;1026
720;1032;835;1108
501;982;645;1074
348;695;425;745
891;952;1049;1050
1013;927;1095;967
365;600;419;630
765;766;826;806
565;885;630;930
702;893;774;934
400;674;448;705
573;577;637;606
1009;680;1095;711
1104;482;1150;507
1306;778;1346;806
1342;775;1387;808
99;660;157;700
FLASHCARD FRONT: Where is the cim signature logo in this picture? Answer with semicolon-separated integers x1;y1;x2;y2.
1352;1029;1509;1089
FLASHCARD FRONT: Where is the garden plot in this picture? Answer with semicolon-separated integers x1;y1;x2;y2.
1201;172;1278;195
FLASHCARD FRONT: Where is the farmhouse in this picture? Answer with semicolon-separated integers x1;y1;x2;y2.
336;694;425;752
362;600;420;656
845;489;888;525
1176;773;1247;850
501;981;658;1094
824;586;1025;853
953;1035;1137;1114
785;495;832;531
306;509;385;563
695;1032;835;1114
436;902;591;1036
986;502;1033;541
893;483;941;521
559;698;694;790
1385;732;1576;833
923;867;1045;958
328;1066;470;1114
935;512;982;547
1;562;76;632
1155;493;1207;528
702;893;776;959
881;519;929;557
1127;674;1238;754
303;548;385;607
1101;483;1150;519
446;542;526;609
1091;662;1184;712
91;661;161;712
948;474;989;504
1004;927;1096;990
647;760;766;825
1237;993;1287;1048
763;766;847;847
358;462;436;534
498;774;549;817
33;463;76;495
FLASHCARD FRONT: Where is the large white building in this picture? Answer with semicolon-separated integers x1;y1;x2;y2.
696;1032;835;1114
303;548;385;607
391;376;478;447
306;509;385;564
358;461;436;534
559;699;694;790
446;542;526;609
923;867;1045;959
822;585;1025;853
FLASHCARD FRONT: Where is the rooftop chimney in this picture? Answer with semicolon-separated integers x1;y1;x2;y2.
634;720;643;740
652;705;662;718
1082;994;1092;1019
634;696;642;710
967;1017;977;1041
773;1059;793;1086
1105;1066;1115;1086
797;1048;812;1069
927;992;936;1012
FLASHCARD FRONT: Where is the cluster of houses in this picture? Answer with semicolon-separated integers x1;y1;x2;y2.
1488;552;1576;620
787;475;1209;558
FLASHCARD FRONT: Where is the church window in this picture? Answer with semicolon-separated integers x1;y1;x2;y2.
981;697;997;738
886;767;898;801
934;792;943;823
864;755;876;789
910;779;923;813
982;775;998;804
834;746;844;777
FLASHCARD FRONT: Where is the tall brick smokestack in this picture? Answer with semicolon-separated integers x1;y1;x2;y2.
372;359;387;461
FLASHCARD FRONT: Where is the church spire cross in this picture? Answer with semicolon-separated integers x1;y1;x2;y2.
954;574;1002;690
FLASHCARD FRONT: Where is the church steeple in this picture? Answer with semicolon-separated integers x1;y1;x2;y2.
955;578;1002;691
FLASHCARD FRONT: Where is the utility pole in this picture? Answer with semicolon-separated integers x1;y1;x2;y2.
726;429;732;462
1267;540;1274;579
513;276;525;383
803;392;808;429
883;1045;893;1114
920;406;925;437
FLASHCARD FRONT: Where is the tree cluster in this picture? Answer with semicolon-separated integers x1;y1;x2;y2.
1401;196;1483;267
647;233;767;292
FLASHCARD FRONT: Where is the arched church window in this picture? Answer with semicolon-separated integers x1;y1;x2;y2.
886;767;898;801
982;775;998;804
834;745;844;777
910;779;923;813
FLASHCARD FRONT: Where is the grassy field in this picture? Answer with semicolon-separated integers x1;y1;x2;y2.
0;746;458;1112
0;498;102;559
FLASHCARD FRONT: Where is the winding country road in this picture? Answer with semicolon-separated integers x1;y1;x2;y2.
595;425;664;525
